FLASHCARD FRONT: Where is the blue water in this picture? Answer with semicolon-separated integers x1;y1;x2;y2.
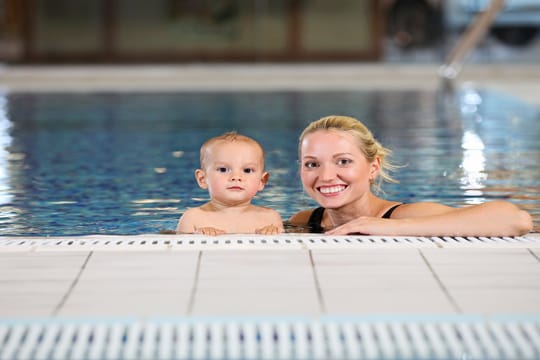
1;89;539;235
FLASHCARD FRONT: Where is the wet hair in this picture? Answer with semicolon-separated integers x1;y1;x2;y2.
299;115;398;193
200;131;265;169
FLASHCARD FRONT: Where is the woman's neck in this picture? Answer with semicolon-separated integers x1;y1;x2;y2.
325;193;383;228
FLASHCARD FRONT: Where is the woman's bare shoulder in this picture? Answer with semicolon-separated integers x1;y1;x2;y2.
288;209;316;225
392;202;454;218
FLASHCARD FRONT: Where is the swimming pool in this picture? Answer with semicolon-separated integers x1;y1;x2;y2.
0;88;538;235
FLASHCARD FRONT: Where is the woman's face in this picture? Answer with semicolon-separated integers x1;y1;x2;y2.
300;129;379;209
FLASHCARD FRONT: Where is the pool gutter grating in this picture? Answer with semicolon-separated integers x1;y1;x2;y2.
0;234;539;251
1;317;539;360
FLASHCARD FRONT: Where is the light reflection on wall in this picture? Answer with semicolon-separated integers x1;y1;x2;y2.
459;87;487;204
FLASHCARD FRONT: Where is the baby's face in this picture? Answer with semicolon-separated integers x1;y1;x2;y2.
200;140;267;206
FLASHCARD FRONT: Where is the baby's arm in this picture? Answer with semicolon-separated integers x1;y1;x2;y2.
255;209;284;235
176;210;195;234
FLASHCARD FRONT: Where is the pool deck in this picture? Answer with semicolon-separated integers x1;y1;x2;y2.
1;63;540;106
1;234;539;319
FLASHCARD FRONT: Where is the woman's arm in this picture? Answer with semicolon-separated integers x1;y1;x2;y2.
325;200;533;237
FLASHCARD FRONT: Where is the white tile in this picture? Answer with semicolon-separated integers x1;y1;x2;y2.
0;295;60;317
191;288;320;316
80;251;199;279
59;296;189;317
421;248;536;265
313;248;424;266
439;273;540;289
452;289;540;313
0;280;72;294
72;278;193;293
323;289;456;314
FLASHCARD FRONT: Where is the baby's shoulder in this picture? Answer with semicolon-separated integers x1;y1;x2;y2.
180;206;206;218
252;205;281;215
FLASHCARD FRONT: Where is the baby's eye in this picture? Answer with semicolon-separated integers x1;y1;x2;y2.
303;161;319;169
243;168;255;174
336;158;352;166
216;167;229;173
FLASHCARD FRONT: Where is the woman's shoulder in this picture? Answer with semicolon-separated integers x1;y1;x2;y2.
288;208;318;225
390;202;454;218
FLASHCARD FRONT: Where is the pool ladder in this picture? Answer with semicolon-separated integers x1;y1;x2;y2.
439;0;506;84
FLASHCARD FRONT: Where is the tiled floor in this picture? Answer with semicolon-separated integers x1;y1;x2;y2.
1;234;539;319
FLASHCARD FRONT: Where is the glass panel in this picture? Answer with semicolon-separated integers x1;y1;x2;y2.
116;0;289;53
33;0;102;53
301;0;373;51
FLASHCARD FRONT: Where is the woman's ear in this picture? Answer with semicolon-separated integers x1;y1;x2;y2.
195;169;208;189
370;157;381;179
259;172;270;190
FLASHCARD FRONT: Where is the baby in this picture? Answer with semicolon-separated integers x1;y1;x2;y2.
176;132;284;235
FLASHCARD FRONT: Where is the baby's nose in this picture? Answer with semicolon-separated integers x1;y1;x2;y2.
230;170;243;180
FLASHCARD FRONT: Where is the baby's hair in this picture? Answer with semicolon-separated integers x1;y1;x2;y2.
200;131;265;169
299;115;398;193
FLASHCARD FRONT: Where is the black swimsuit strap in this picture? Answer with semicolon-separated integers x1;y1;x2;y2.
307;207;325;233
382;203;402;219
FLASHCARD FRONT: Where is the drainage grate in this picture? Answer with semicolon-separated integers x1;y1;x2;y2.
1;316;539;360
0;234;539;251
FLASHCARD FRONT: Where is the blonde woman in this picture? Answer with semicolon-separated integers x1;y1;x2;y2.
289;115;532;236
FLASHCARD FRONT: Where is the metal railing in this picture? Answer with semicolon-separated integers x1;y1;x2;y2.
440;0;506;82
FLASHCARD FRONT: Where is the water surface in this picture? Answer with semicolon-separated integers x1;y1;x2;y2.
1;89;538;235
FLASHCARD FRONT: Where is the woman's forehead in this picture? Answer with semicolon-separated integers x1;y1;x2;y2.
301;130;358;151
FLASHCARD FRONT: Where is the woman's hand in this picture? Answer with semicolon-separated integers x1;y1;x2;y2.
324;216;394;235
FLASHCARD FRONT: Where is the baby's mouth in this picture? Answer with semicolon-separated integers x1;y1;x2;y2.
318;185;347;195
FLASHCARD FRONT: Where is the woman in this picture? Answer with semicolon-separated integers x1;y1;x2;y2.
289;115;532;236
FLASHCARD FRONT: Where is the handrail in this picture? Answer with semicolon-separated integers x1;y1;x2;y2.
439;0;506;82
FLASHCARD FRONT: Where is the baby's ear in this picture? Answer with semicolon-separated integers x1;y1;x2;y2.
195;169;208;189
259;172;270;190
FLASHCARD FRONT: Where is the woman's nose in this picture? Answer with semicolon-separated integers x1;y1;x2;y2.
320;164;336;181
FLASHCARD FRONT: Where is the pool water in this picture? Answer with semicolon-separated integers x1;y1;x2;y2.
1;88;539;235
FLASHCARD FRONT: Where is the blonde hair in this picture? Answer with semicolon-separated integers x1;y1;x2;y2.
200;131;265;169
299;115;398;193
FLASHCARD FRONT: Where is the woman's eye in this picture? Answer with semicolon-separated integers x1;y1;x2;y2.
303;161;318;169
337;158;352;166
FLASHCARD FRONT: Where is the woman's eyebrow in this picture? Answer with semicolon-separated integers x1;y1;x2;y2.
332;152;354;157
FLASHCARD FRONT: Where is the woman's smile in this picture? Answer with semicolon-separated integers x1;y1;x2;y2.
318;184;347;195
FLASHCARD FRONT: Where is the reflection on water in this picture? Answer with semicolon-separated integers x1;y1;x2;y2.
1;89;539;235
